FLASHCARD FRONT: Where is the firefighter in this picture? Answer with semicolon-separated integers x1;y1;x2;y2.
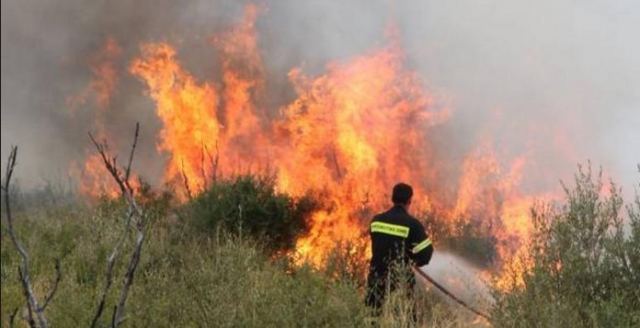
365;182;434;313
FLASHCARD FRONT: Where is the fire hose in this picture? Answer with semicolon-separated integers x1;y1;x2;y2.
412;266;490;320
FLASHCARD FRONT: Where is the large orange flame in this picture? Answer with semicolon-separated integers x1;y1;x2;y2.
130;43;221;196
276;44;449;264
74;5;555;285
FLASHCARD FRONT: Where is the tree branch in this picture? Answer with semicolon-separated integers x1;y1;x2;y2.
3;147;48;328
18;267;36;328
124;123;140;184
200;142;208;191
205;141;219;184
112;229;144;326
181;160;193;200
40;259;62;311
330;148;342;180
8;307;19;328
88;123;146;328
89;208;133;328
89;133;128;196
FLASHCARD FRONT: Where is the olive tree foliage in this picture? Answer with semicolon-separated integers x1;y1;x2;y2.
491;164;640;328
185;175;317;253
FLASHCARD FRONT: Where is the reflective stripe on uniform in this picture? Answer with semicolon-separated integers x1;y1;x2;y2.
412;238;432;254
370;221;410;238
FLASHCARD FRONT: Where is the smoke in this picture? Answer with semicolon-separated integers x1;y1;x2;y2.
2;0;639;196
418;251;491;310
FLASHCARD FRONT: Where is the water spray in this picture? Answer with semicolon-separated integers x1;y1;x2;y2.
413;266;490;320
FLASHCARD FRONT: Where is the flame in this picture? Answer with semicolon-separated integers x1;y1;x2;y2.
73;4;557;284
130;43;220;196
276;44;449;264
214;3;266;146
70;154;120;199
129;5;268;198
450;145;545;287
69;37;129;198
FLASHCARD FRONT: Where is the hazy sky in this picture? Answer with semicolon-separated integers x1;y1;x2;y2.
2;0;638;196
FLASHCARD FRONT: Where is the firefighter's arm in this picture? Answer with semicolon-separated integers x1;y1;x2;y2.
409;221;433;267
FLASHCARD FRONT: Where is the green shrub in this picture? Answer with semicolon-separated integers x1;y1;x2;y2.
491;165;640;327
1;197;370;327
185;175;317;252
4;173;535;327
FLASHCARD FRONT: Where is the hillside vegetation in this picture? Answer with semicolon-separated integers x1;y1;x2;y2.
1;167;639;327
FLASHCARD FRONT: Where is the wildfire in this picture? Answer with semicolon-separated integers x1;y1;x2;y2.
72;4;553;286
69;37;130;198
130;42;221;196
275;43;450;264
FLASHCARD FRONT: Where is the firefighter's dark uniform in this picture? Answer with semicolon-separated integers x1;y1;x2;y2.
365;205;434;311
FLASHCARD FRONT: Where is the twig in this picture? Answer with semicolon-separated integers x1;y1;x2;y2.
124;122;140;185
89;134;127;195
41;259;62;310
3;147;48;328
8;307;19;328
112;230;144;326
181;159;193;200
200;142;208;191
88;123;146;328
90;209;134;328
330;148;342;179
18;268;36;328
205;140;220;184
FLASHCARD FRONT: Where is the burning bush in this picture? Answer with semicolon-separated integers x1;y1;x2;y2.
490;165;640;327
185;175;317;252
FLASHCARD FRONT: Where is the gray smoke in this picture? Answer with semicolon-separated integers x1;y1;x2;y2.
2;0;639;196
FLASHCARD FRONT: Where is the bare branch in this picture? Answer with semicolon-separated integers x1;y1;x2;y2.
90;197;135;328
125;123;140;184
200;142;208;191
112;230;144;326
214;141;219;182
40;259;62;310
8;307;19;328
4;147;48;328
89;132;128;196
330;148;342;180
18;268;36;328
181;159;193;200
111;305;117;328
3;147;27;260
89;123;146;328
205;141;220;184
